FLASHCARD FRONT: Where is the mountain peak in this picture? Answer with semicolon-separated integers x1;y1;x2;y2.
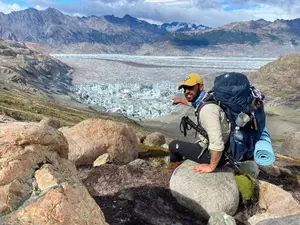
123;14;140;23
123;14;134;19
43;7;64;16
105;14;154;28
14;7;38;14
24;7;38;12
257;18;267;22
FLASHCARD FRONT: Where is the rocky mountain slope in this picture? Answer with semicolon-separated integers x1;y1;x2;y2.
0;39;141;127
0;8;166;49
174;18;300;46
0;39;72;95
247;54;300;109
0;8;300;56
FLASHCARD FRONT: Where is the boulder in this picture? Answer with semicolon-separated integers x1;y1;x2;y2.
0;121;107;224
257;181;300;216
40;117;61;129
143;132;165;146
128;159;149;168
255;214;300;225
1;181;107;225
208;212;236;225
60;119;139;166
136;131;147;144
278;131;300;159
0;114;16;123
248;213;280;225
238;160;260;178
258;165;281;177
169;160;239;219
0;121;68;159
93;153;111;167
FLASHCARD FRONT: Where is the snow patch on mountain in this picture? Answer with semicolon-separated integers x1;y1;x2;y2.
160;22;210;32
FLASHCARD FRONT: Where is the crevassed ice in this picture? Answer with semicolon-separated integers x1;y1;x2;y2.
72;82;182;118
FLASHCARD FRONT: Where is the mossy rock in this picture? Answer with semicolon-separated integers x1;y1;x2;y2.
138;144;168;152
137;144;169;159
235;175;255;200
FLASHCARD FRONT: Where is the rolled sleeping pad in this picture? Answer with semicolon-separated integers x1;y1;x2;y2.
254;128;275;166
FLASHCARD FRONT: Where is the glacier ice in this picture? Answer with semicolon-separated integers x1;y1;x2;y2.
72;82;182;118
54;54;277;119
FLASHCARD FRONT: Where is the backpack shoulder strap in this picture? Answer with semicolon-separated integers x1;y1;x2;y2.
195;92;218;125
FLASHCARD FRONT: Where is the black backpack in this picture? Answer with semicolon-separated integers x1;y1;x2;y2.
196;72;266;161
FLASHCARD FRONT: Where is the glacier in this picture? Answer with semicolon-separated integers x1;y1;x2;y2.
72;82;181;118
54;54;277;119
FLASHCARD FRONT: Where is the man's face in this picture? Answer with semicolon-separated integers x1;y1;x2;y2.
183;84;203;102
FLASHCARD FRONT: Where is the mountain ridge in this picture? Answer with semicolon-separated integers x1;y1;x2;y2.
0;8;300;56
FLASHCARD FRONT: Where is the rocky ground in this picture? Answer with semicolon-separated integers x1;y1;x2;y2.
76;156;299;225
1;112;298;225
0;40;299;225
78;163;206;225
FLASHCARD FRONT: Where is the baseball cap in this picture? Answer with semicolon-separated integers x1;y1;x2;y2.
178;73;203;90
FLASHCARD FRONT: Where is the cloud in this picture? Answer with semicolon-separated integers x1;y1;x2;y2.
72;0;257;26
2;0;300;27
193;0;223;9
97;0;140;3
229;0;296;8
0;2;24;14
225;0;300;22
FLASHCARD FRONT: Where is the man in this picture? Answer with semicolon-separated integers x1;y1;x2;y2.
169;73;230;173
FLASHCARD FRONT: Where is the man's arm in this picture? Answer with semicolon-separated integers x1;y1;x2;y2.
172;97;190;106
193;104;226;173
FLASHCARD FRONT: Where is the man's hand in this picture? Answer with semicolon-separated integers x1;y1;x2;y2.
172;97;189;105
192;150;222;173
192;164;215;173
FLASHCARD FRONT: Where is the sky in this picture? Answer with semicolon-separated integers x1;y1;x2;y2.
0;0;300;27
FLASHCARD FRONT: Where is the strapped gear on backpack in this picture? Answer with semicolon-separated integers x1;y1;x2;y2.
195;72;266;162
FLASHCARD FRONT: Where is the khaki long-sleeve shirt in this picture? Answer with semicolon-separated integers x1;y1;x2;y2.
198;103;230;151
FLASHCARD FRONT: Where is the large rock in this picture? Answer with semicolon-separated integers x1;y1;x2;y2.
248;180;300;224
248;213;280;225
0;121;68;159
0;121;107;224
257;181;300;216
143;132;165;146
60;119;139;166
278;131;300;159
0;114;16;123
256;214;300;225
39;117;61;129
207;212;236;225
1;181;107;225
169;160;239;219
135;131;147;144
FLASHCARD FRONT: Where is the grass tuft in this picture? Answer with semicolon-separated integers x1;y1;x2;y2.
0;88;141;128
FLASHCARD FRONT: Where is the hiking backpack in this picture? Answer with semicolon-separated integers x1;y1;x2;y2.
196;72;266;162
